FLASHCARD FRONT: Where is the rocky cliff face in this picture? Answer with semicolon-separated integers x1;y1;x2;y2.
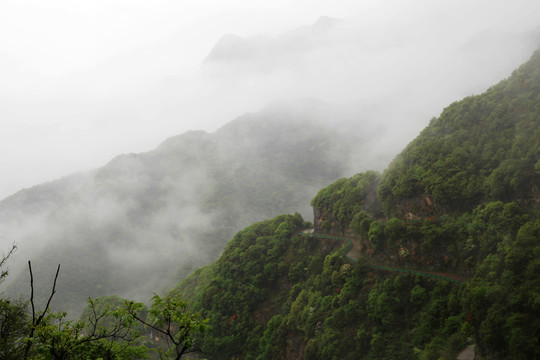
313;179;382;236
313;206;354;236
390;193;443;220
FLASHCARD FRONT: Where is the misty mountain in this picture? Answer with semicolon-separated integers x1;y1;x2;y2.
204;16;340;66
172;46;540;360
3;12;539;201
201;16;540;104
0;101;380;314
191;16;540;158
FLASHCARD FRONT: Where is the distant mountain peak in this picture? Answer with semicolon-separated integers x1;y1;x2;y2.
204;16;341;64
204;33;256;62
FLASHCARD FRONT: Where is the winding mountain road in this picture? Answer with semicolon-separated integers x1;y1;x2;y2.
301;231;468;284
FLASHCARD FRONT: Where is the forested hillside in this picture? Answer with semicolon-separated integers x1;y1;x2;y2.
173;48;540;359
1;29;539;360
175;214;469;359
377;47;540;216
2;5;540;360
0;103;371;314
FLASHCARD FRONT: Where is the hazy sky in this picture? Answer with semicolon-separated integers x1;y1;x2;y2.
1;0;540;200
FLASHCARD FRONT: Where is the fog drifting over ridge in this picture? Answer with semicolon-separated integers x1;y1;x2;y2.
1;0;540;200
0;104;371;315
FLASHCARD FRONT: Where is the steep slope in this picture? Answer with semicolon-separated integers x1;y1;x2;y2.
0;103;370;315
308;47;540;359
175;48;540;359
377;47;540;217
176;214;467;360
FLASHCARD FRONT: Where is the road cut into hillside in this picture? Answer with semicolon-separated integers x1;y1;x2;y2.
301;232;469;285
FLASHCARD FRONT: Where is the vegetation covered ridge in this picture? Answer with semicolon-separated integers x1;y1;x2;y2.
3;43;540;360
174;213;475;359
377;47;540;217
304;45;540;359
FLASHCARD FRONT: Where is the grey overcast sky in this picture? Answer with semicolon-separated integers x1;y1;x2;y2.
1;0;540;200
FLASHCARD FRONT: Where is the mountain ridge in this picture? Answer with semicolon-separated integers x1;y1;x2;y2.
173;46;540;360
0;102;377;315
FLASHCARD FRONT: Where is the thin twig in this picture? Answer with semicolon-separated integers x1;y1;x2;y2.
28;261;35;325
0;243;16;268
129;311;166;335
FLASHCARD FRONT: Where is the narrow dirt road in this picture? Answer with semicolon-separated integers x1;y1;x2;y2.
302;232;469;284
457;345;475;360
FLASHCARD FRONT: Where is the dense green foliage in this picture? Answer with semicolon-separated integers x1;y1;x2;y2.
172;213;309;358
378;48;540;215
311;171;381;225
461;217;540;358
3;38;540;360
125;294;209;360
0;257;206;360
172;48;540;359
176;214;470;359
0;298;29;359
175;207;540;359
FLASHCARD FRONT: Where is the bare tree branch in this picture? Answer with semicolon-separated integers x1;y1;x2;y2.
34;263;60;327
128;310;166;336
24;261;61;359
28;261;35;325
